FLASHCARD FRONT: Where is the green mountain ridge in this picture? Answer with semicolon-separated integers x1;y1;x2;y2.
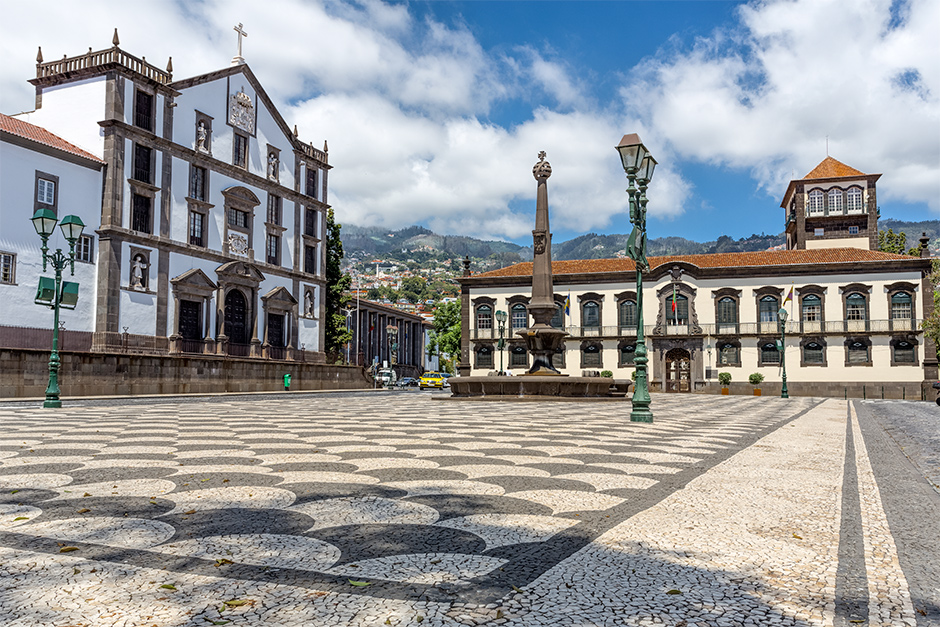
341;219;939;265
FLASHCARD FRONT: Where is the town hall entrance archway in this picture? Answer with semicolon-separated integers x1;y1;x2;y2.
665;348;691;393
224;290;249;345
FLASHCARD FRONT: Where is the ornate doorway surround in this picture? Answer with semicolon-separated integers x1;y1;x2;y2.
665;347;692;393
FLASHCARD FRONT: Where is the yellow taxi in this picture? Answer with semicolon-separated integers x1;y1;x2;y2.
418;372;448;389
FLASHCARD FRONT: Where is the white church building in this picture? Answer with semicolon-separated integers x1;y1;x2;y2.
1;29;330;367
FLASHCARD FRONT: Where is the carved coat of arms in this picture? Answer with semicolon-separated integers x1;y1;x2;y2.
229;89;255;133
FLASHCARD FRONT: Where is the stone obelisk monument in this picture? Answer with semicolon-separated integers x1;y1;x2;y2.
519;152;568;374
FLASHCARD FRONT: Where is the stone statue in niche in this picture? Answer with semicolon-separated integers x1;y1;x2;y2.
267;152;278;180
130;255;147;289
196;121;208;152
304;290;314;317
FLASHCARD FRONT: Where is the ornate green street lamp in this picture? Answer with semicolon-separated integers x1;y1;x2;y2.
617;134;657;422
778;306;789;399
30;208;85;408
495;309;507;374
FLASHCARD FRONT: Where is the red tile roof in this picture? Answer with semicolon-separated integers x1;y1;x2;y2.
803;156;866;179
0;113;104;163
472;248;922;279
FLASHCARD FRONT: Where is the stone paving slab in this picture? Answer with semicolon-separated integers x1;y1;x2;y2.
0;394;928;626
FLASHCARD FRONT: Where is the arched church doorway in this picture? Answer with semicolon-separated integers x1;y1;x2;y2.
665;347;691;393
224;289;249;345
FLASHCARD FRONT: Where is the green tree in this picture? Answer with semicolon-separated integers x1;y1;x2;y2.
878;228;908;254
428;301;461;373
921;260;940;354
325;208;352;360
400;277;428;303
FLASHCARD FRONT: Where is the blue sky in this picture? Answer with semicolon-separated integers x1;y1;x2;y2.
1;0;937;246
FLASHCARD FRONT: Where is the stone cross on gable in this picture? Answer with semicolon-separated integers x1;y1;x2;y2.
231;23;248;65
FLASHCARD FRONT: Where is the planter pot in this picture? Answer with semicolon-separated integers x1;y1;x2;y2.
753;388;762;396
721;387;729;395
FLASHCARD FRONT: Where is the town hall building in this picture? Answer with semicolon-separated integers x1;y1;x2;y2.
459;158;935;398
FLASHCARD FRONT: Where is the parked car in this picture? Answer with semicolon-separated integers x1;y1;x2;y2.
397;377;419;388
418;372;449;389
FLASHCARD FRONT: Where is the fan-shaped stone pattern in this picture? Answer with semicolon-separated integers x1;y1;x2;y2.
291;496;440;531
436;514;579;550
329;552;508;585
0;504;43;528
158;533;341;571
18;516;175;549
312;524;487;565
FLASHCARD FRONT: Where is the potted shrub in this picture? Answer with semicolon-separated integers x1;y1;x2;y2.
600;370;614;378
748;372;764;396
718;372;732;395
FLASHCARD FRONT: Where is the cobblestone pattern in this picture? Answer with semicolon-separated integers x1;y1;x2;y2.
0;394;909;626
849;403;917;626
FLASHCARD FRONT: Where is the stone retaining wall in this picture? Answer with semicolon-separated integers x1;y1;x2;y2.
694;380;930;401
0;349;371;399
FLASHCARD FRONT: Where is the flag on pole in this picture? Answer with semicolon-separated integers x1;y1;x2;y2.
564;294;570;317
672;284;678;325
784;286;793;305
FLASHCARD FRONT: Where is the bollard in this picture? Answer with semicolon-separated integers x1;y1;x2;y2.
863;385;866;400
283;373;292;392
882;386;884;400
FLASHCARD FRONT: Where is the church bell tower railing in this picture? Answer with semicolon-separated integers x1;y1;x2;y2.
36;45;172;84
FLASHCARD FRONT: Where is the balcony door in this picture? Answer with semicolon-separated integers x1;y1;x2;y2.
665;348;691;393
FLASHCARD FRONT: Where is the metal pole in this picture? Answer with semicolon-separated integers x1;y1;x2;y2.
780;321;788;398
498;321;505;374
44;258;63;408
629;171;652;422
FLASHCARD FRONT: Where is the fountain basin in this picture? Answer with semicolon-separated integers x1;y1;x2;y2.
448;376;628;398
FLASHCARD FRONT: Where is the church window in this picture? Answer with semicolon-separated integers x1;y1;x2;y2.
0;252;15;285
760;341;780;365
189;211;204;247
847;188;864;213
132;194;152;234
305;207;318;237
511;303;528;330
803;341;825;365
509;345;528;367
801;294;821;322
134;90;154;132
76;235;94;263
303;245;317;274
759;295;779;322
476;304;493;330
808;189;824;215
846;293;867;321
582;301;600;328
619;300;637;328
266;233;280;266
267;195;282;226
891;292;912;320
233;132;249;168
227;208;250;229
827;188;843;213
849;226;859;235
306;167;318;199
190;166;207;201
133;144;153;183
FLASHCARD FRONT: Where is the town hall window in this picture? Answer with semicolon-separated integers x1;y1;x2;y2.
581;343;602;367
801;294;821;321
847;187;863;213
476;345;493;369
847;340;870;365
619;344;635;366
891;292;912;320
665;293;689;325
846;293;867;321
803;341;825;365
893;340;915;364
509;345;528;367
808;189;824;215
619;300;637;328
582;301;600;328
716;297;737;326
760;341;780;365
476;304;493;330
759;295;779;322
827;188;843;213
551;302;564;328
718;342;740;366
511;303;528;330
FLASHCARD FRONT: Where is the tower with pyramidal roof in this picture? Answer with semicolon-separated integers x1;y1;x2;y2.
780;157;881;251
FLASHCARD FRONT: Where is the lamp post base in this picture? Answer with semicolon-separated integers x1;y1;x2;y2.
630;407;654;423
43;399;62;409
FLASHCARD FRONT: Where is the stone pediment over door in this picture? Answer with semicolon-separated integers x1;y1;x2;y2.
217;260;265;288
171;268;218;293
261;285;298;312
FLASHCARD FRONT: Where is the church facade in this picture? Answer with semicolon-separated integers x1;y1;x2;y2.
2;31;330;363
459;158;935;398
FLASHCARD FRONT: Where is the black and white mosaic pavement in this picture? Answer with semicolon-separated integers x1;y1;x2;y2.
0;393;821;610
